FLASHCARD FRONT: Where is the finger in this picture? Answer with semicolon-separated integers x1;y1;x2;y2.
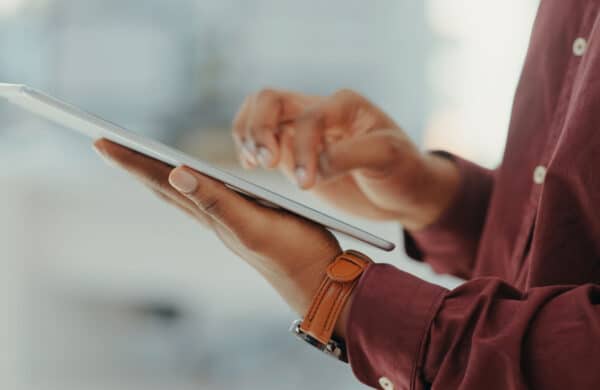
278;124;297;181
319;129;410;178
247;89;283;168
292;111;321;189
241;96;259;161
233;136;256;170
293;90;360;189
94;139;174;188
168;166;269;243
232;96;258;168
94;139;200;211
246;89;316;169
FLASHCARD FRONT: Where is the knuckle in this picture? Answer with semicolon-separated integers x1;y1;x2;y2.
235;216;269;252
251;125;275;138
198;195;221;216
256;88;278;102
379;134;407;163
297;107;325;127
240;231;267;252
332;89;366;117
333;88;361;102
249;89;282;134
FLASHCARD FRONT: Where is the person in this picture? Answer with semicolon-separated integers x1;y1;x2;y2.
94;1;600;389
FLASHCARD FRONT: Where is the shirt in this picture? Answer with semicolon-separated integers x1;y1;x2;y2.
346;1;600;389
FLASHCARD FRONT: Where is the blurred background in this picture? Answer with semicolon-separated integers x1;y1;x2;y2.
0;0;539;389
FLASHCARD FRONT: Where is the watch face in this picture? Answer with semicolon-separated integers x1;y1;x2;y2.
290;320;347;362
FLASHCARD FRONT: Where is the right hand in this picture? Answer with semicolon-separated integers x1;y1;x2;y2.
232;88;459;230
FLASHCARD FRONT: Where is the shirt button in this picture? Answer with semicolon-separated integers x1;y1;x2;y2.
573;37;587;56
533;165;547;184
378;376;394;390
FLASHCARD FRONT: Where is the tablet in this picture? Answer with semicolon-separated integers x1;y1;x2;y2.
0;83;395;251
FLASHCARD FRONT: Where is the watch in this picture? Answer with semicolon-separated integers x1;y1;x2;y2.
290;250;372;361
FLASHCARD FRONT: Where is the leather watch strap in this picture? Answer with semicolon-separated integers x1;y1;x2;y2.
300;250;372;344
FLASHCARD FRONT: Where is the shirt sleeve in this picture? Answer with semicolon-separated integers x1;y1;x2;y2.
403;152;495;280
346;263;600;390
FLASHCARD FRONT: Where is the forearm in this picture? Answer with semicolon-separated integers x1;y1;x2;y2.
403;153;495;279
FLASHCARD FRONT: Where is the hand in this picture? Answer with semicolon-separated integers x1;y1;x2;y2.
233;88;460;230
93;139;345;326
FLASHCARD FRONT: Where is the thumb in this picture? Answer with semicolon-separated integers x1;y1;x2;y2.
319;129;412;179
168;166;262;231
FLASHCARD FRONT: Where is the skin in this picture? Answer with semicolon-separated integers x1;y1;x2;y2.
94;88;460;340
232;88;460;230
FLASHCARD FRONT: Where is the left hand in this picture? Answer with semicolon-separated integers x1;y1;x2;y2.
93;139;343;321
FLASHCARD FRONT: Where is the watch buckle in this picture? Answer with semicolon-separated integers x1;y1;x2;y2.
290;319;347;361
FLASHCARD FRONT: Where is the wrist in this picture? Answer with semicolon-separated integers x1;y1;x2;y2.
300;250;371;341
333;286;354;340
295;260;357;341
265;244;341;316
400;152;460;231
289;250;371;362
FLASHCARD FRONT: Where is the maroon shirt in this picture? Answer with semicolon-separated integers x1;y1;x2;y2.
346;1;600;389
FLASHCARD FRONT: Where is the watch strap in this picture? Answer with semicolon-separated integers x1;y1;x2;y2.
300;250;371;344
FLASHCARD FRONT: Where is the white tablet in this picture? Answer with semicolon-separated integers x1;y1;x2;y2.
0;83;395;251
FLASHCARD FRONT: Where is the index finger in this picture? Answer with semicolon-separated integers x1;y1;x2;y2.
293;90;361;188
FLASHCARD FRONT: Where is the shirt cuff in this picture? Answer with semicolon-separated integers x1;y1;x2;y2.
403;152;494;279
346;263;447;390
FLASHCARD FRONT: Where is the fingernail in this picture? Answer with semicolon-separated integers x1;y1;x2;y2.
242;148;257;166
244;139;257;154
295;166;308;187
242;140;258;165
93;144;119;168
257;147;273;167
169;169;198;194
240;157;252;169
